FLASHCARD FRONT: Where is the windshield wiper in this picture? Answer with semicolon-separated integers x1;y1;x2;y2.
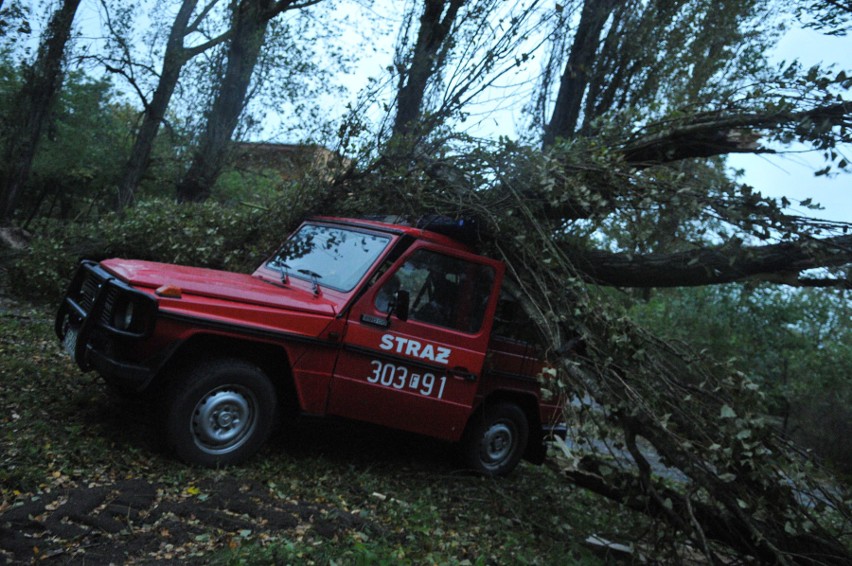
297;269;322;296
278;261;291;285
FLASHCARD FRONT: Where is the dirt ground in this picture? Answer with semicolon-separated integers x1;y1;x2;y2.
1;475;373;564
0;289;382;564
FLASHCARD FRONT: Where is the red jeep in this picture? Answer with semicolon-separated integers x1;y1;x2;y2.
56;216;561;475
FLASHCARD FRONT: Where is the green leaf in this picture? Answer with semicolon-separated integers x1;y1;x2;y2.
720;404;737;419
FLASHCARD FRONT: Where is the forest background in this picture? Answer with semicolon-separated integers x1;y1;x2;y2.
1;0;851;563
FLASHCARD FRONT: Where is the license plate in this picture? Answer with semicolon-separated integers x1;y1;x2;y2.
63;327;79;358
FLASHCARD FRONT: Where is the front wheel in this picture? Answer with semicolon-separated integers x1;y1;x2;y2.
164;358;277;467
460;402;529;476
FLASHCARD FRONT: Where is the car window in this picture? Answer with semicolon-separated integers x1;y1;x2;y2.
268;224;390;292
375;249;494;333
492;287;546;348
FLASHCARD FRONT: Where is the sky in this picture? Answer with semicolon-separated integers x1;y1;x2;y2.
726;27;852;225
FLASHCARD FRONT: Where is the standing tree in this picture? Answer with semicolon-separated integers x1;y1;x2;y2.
540;0;617;147
539;0;775;146
377;0;549;145
175;0;325;203
0;0;81;225
391;0;466;138
102;0;234;209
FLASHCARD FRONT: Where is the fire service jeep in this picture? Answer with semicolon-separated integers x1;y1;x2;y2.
56;216;561;475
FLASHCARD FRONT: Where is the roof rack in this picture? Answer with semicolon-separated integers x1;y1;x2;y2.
358;213;480;245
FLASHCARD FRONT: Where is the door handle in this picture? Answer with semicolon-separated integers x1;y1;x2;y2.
450;367;477;382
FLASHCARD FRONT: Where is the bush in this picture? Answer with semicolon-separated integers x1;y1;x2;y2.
5;197;300;302
630;285;852;473
5;170;341;303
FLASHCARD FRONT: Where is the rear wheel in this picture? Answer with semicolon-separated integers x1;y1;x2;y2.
460;402;529;476
165;358;277;467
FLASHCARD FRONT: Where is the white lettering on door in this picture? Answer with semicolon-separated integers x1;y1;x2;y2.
379;333;453;365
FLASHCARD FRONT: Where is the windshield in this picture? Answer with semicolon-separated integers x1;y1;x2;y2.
267;224;391;292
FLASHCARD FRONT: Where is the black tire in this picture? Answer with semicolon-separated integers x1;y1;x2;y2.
164;358;277;467
460;402;529;476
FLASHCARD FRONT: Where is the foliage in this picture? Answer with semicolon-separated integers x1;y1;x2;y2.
1;0;851;561
0;1;32;42
24;74;132;215
7;200;256;301
534;0;782;143
242;1;351;142
796;0;852;36
213;168;289;205
5;173;334;302
0;65;183;222
630;284;852;472
330;137;852;562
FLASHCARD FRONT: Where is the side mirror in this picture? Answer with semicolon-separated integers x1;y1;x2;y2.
393;289;410;321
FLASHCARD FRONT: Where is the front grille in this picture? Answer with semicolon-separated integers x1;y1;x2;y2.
101;286;118;325
57;260;158;375
59;260;157;343
75;270;117;325
80;272;101;312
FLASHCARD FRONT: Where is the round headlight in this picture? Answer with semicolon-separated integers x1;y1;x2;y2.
114;300;135;331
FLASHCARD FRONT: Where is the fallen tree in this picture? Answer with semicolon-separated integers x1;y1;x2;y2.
316;130;852;563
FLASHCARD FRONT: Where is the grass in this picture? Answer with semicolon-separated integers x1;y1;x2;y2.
0;299;645;564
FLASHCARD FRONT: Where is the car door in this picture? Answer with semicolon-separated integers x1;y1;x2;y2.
327;243;503;441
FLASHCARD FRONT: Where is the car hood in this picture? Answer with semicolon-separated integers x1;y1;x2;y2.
100;259;337;316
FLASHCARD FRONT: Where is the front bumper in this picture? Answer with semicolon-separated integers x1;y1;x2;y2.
56;260;159;391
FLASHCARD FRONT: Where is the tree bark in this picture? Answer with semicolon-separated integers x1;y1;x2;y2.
565;234;852;288
116;0;231;210
542;0;618;148
392;0;465;139
0;0;81;225
177;0;270;203
176;0;323;203
621;102;852;167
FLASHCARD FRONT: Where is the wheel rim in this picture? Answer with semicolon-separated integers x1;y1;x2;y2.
191;385;258;456
479;420;516;471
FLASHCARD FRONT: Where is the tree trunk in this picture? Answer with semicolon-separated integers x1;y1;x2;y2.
542;0;617;148
0;0;81;225
176;0;313;203
620;102;851;167
564;234;852;288
392;0;465;139
116;0;200;210
580;1;630;133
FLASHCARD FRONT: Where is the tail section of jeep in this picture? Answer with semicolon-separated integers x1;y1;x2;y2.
56;217;561;475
